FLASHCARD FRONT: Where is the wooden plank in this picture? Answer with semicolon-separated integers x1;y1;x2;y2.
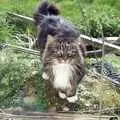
0;112;73;120
0;111;118;120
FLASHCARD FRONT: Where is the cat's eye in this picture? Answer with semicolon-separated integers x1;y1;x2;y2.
68;50;75;56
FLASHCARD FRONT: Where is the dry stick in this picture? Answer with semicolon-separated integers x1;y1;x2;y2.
3;44;40;56
86;49;102;57
99;37;120;42
7;12;34;22
7;12;120;53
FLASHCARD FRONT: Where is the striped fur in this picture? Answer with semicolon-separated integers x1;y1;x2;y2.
42;37;85;98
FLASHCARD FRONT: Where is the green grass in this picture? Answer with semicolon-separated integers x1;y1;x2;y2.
0;0;120;43
104;54;120;70
0;48;47;110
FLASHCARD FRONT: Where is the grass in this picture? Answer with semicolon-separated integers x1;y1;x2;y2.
0;0;120;43
104;54;120;70
78;74;120;109
0;48;47;110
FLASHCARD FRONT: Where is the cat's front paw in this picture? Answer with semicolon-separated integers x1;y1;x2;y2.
67;95;78;103
42;72;49;80
59;91;66;99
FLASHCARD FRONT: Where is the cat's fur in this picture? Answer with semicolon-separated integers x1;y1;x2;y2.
42;36;85;98
34;1;86;102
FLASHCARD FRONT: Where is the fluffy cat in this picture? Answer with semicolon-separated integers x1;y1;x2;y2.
34;1;86;102
42;36;85;102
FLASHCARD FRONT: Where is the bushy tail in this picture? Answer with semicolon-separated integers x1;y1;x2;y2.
34;1;60;25
33;1;60;52
37;1;60;15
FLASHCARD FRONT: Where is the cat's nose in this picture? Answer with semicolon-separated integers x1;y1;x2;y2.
61;60;65;63
59;57;68;63
64;56;68;61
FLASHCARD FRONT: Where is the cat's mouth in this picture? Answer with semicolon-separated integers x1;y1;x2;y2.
59;59;69;63
53;58;70;64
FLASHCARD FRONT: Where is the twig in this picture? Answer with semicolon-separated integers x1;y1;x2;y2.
1;43;40;56
86;49;102;57
7;12;34;22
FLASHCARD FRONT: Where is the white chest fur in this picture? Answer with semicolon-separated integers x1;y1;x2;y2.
52;62;73;90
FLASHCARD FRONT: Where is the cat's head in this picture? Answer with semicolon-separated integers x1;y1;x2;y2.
43;36;86;64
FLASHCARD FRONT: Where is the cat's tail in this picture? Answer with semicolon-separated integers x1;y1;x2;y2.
34;1;60;25
36;1;60;16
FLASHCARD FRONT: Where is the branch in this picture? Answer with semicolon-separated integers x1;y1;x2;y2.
102;37;120;42
86;49;102;57
1;43;40;56
80;34;120;52
7;12;34;22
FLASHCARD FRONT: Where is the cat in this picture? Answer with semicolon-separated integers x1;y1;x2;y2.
42;36;85;102
34;1;86;103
